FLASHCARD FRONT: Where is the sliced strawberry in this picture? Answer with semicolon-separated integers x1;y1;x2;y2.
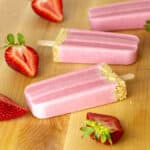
80;112;124;145
32;0;63;22
0;94;28;121
5;46;39;77
4;33;39;77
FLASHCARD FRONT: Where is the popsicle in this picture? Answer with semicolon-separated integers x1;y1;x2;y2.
38;28;139;65
24;64;134;119
88;0;150;31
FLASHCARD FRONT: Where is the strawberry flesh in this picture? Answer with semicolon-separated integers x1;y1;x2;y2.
5;45;39;77
0;94;28;121
32;0;63;22
87;112;124;145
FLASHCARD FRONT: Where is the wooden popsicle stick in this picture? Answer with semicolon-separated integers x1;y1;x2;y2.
120;73;135;81
37;40;54;47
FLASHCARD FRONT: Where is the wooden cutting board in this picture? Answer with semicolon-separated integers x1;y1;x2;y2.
0;0;150;149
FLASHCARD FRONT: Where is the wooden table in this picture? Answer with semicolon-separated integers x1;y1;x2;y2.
0;0;150;149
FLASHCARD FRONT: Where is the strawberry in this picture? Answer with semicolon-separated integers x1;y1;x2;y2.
32;0;63;22
4;33;39;77
0;94;28;121
80;112;124;145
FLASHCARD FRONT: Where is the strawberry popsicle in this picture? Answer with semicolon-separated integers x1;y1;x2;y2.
38;28;139;65
24;64;133;119
88;0;150;31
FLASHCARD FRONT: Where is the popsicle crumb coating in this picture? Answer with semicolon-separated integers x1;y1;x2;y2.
88;0;150;31
25;64;127;119
49;28;139;65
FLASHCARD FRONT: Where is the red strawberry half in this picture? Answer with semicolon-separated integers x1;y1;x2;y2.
0;94;28;121
80;112;124;145
4;33;39;77
32;0;63;22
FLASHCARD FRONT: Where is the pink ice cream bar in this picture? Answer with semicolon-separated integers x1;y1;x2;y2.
88;0;150;31
25;64;128;119
38;28;139;65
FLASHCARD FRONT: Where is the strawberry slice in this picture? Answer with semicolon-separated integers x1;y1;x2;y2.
32;0;63;22
80;112;124;145
4;33;39;77
0;94;28;121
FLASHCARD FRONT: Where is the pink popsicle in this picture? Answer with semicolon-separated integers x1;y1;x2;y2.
88;0;150;31
25;64;127;119
38;28;139;65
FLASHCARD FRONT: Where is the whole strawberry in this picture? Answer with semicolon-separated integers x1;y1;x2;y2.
80;112;124;145
0;94;28;121
4;33;39;77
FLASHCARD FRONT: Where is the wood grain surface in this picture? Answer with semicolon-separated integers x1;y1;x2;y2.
0;0;150;150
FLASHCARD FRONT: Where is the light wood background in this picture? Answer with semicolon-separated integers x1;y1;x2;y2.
0;0;150;149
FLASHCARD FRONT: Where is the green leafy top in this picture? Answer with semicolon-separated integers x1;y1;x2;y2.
6;33;25;47
80;119;112;145
145;20;150;32
7;34;15;45
17;33;25;45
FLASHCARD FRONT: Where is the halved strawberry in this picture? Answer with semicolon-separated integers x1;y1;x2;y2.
80;112;124;145
32;0;63;22
4;33;39;77
0;94;28;121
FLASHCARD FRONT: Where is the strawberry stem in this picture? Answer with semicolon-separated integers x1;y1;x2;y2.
80;119;112;144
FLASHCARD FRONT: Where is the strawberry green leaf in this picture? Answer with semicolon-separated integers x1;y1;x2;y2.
80;119;112;144
17;33;25;45
80;126;94;138
95;129;101;140
108;135;112;145
101;134;107;144
145;20;150;32
7;34;15;45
